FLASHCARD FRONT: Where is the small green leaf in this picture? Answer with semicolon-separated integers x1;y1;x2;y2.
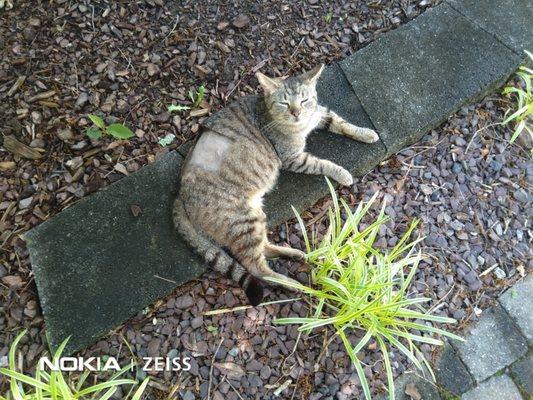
106;124;135;139
206;325;218;335
168;104;191;112
85;127;102;139
88;114;105;129
158;133;175;147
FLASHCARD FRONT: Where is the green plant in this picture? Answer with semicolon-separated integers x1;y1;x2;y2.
502;50;532;145
167;104;190;113
267;179;463;400
0;330;149;400
157;133;175;147
324;11;333;24
86;115;134;140
188;85;205;108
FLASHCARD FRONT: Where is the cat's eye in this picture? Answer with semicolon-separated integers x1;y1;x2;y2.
301;98;310;105
277;102;290;108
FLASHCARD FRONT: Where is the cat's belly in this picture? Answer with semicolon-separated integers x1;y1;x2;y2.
186;131;280;192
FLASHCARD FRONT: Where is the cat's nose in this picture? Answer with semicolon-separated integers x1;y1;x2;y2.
289;107;301;117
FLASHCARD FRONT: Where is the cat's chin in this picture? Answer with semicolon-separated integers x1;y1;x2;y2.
279;118;307;130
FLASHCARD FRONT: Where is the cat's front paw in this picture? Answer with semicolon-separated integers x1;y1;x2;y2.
359;128;379;143
344;125;379;144
334;168;353;186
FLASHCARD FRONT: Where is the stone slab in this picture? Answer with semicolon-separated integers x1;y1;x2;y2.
461;374;522;400
499;274;533;345
25;151;206;354
265;63;387;225
339;3;522;155
378;372;441;400
447;0;533;54
510;352;533;396
435;344;474;395
453;305;528;382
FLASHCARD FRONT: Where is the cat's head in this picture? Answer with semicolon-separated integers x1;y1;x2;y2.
256;64;324;127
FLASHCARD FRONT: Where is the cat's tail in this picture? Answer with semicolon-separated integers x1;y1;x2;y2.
173;197;264;306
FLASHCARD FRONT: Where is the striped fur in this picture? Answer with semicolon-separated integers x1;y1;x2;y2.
174;64;379;305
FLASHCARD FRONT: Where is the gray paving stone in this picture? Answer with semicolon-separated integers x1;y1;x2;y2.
339;3;522;154
461;374;522;400
510;352;533;396
25;151;206;354
453;305;528;383
378;372;441;400
265;62;387;225
435;344;474;395
499;274;533;345
447;0;533;54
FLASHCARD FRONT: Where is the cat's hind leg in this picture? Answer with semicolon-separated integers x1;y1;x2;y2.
226;207;301;291
264;243;306;261
173;197;264;305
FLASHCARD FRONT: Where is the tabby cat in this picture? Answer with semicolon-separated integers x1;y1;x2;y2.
173;64;379;305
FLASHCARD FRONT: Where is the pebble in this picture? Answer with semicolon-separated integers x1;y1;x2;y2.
175;295;194;309
232;14;250;28
57;127;74;141
18;196;33;209
494;267;506;279
513;189;529;203
451;162;462;174
182;390;195;400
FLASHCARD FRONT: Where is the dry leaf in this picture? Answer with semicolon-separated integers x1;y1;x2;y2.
3;135;43;160
2;275;23;289
517;264;525;277
114;163;129;175
189;108;210;117
0;161;16;170
7;75;26;96
27;90;56;102
213;362;245;380
405;383;422;400
130;205;142;217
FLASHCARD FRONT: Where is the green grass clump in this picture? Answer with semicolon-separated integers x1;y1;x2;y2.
267;179;463;400
502;50;532;146
0;330;149;400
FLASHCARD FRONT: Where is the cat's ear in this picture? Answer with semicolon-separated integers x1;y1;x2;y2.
256;72;282;95
301;64;325;85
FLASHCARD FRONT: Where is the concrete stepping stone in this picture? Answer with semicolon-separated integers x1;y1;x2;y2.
435;344;474;395
499;274;533;345
447;0;533;53
453;304;528;382
339;3;522;154
461;374;522;400
25;152;206;354
510;353;533;397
